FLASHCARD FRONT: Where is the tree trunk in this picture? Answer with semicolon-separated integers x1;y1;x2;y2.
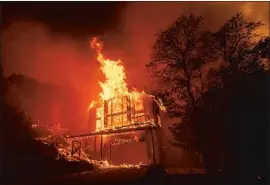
156;120;166;166
195;115;221;176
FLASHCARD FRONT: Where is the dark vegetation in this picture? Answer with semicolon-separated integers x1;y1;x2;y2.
147;13;270;183
6;74;86;134
0;66;93;185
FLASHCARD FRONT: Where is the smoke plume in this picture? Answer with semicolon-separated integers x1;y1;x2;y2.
2;21;102;132
109;2;269;89
2;2;268;132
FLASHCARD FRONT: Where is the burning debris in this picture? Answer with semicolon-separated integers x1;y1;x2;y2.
32;122;142;170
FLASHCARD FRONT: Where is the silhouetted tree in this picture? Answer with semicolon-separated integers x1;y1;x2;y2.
197;14;265;176
200;37;269;180
148;13;268;178
147;14;219;117
176;29;268;182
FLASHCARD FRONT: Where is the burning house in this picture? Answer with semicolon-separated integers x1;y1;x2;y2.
68;37;202;168
85;92;166;165
67;37;166;166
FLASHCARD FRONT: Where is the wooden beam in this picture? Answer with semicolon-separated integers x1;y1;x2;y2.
100;135;103;160
109;141;112;163
67;123;155;139
104;100;108;128
150;127;156;165
94;135;96;152
71;140;81;160
145;129;151;165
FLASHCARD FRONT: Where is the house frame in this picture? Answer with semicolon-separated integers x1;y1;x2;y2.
68;95;165;165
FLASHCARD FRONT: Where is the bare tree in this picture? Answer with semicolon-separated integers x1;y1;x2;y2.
214;13;264;65
148;12;267;175
147;14;217;117
176;13;266;175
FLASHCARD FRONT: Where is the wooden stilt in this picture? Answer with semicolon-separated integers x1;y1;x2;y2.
71;140;81;160
94;135;96;152
150;127;156;165
100;134;103;160
71;140;74;160
78;144;81;159
109;141;112;163
145;129;151;165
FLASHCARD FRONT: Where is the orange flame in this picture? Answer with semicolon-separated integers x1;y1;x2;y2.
91;37;129;100
89;37;146;131
88;101;96;110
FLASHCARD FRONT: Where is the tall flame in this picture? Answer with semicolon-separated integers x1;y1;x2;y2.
91;37;129;100
89;37;146;131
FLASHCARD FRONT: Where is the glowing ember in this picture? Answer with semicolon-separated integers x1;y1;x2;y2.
33;123;141;170
88;101;96;111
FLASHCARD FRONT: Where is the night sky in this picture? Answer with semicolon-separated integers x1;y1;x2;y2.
2;2;126;37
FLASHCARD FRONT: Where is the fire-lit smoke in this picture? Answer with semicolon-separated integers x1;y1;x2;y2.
106;2;269;89
2;21;102;132
2;2;268;133
2;21;101;99
3;3;269;95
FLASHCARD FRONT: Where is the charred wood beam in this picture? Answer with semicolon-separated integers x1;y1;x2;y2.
145;129;152;165
94;135;96;152
110;99;113;127
150;127;156;165
109;141;112;162
115;122;144;129
71;140;81;160
104;100;108;128
67;123;156;139
127;97;132;122
121;97;124;127
105;110;144;118
100;135;103;160
106;111;129;117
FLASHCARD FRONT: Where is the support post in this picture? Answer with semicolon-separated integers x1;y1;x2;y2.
145;129;151;165
71;140;81;160
104;100;108;128
78;145;81;158
121;97;124;126
110;99;113;127
109;141;112;163
71;141;74;160
94;135;96;152
150;127;156;165
100;135;103;160
127;96;131;124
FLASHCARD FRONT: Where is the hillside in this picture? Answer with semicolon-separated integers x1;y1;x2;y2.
7;74;88;133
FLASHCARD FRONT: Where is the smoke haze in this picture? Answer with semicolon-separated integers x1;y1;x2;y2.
116;2;269;89
2;2;269;132
2;21;102;132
